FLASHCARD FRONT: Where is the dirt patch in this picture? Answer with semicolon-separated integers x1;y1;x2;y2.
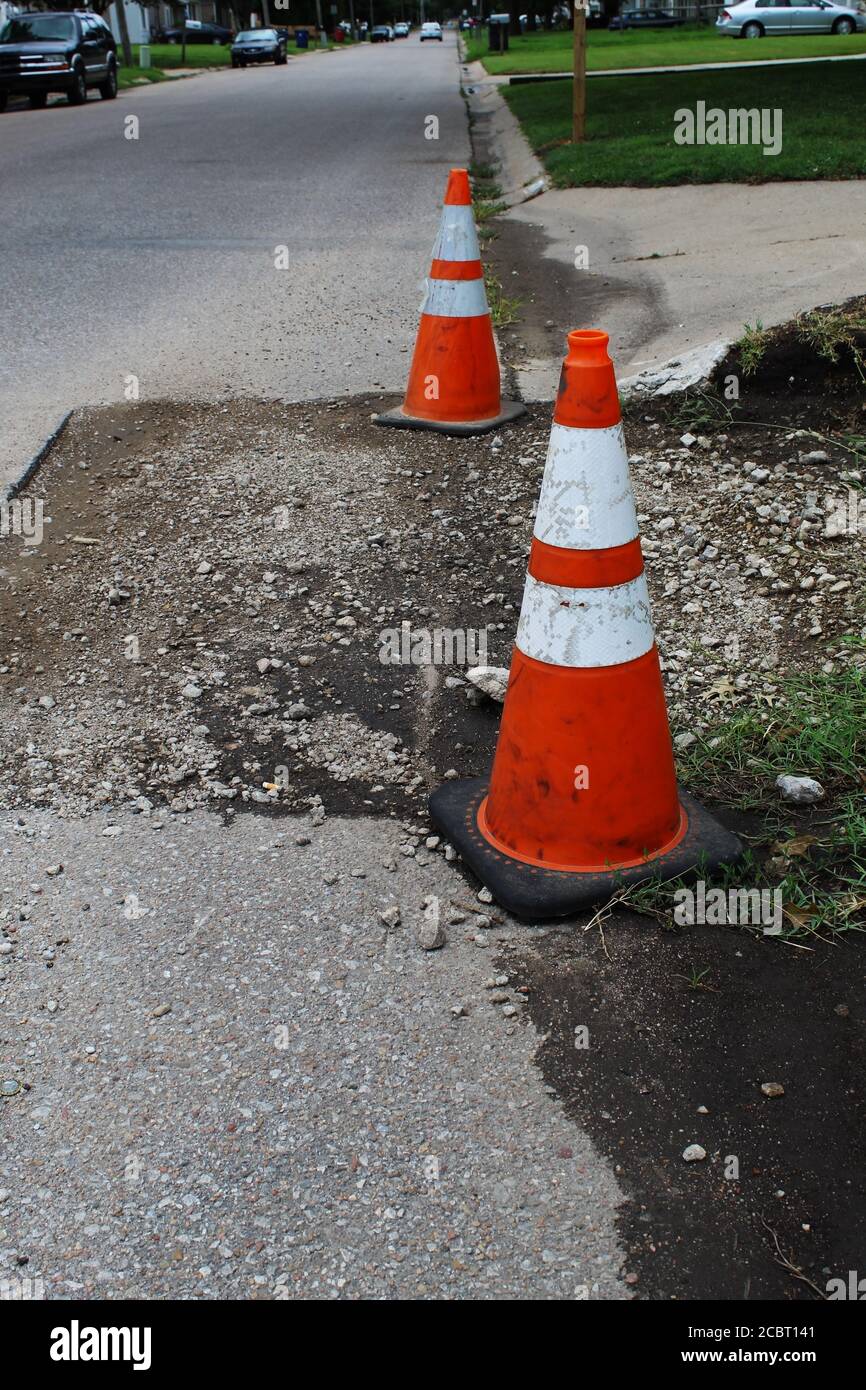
0;389;862;824
499;915;865;1301
481;208;670;390
710;295;866;435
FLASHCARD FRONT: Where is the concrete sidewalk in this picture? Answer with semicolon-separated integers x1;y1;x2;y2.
484;51;866;83
502;180;866;398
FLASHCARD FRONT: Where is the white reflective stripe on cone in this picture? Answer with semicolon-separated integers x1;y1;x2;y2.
516;572;655;669
430;202;481;264
422;276;490;319
534;422;639;552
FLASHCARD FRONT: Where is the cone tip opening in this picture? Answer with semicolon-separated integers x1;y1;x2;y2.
566;329;610;364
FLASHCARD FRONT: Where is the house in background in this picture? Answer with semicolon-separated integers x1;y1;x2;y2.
106;1;151;43
105;2;243;46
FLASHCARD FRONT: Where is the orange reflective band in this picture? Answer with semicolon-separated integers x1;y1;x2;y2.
478;794;688;874
403;312;500;422
443;168;472;206
528;535;645;590
429;258;483;281
481;644;683;870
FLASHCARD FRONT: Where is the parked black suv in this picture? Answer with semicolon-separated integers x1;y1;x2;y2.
0;10;118;111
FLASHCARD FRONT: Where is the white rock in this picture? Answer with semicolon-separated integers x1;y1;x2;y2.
775;774;825;805
682;1144;707;1163
182;683;202;700
466;666;509;703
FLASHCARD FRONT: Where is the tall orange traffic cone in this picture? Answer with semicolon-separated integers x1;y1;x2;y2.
430;328;741;919
376;168;525;436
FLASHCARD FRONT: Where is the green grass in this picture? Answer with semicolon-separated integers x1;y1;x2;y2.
118;65;170;88
132;42;232;69
737;320;772;375
621;663;866;940
465;25;866;74
503;63;866;185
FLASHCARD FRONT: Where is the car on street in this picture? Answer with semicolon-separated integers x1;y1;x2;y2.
608;7;685;28
394;22;410;37
0;9;117;110
159;21;234;44
420;20;444;39
370;25;393;41
716;0;865;36
231;28;288;66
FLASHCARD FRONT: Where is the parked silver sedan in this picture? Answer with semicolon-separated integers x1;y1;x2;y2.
716;0;866;37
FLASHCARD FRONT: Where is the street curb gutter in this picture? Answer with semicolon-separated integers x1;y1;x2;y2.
462;58;547;207
2;410;73;503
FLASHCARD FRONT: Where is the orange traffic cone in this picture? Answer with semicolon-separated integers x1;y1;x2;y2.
430;328;741;918
376;168;525;436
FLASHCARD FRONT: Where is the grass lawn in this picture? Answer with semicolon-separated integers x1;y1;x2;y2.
625;666;866;941
503;62;866;185
465;25;866;74
132;42;232;69
118;65;169;89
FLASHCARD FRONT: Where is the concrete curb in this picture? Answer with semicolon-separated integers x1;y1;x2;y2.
462;57;548;207
619;341;729;401
2;410;73;503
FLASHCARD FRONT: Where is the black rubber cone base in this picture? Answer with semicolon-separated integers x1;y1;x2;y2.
374;399;526;437
429;778;743;922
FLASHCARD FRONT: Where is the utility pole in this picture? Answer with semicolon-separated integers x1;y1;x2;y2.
261;0;271;24
572;0;585;143
348;0;356;40
315;0;327;45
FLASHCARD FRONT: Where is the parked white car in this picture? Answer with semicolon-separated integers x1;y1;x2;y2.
716;0;866;37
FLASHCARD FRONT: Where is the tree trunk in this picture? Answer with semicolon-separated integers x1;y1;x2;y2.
114;0;133;67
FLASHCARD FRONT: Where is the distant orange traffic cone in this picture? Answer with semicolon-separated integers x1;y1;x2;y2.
430;329;741;918
376;168;525;436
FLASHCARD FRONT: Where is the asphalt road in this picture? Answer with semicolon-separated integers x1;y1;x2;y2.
0;36;469;486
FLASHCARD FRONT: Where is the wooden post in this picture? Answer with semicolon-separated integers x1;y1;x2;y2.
572;0;586;144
